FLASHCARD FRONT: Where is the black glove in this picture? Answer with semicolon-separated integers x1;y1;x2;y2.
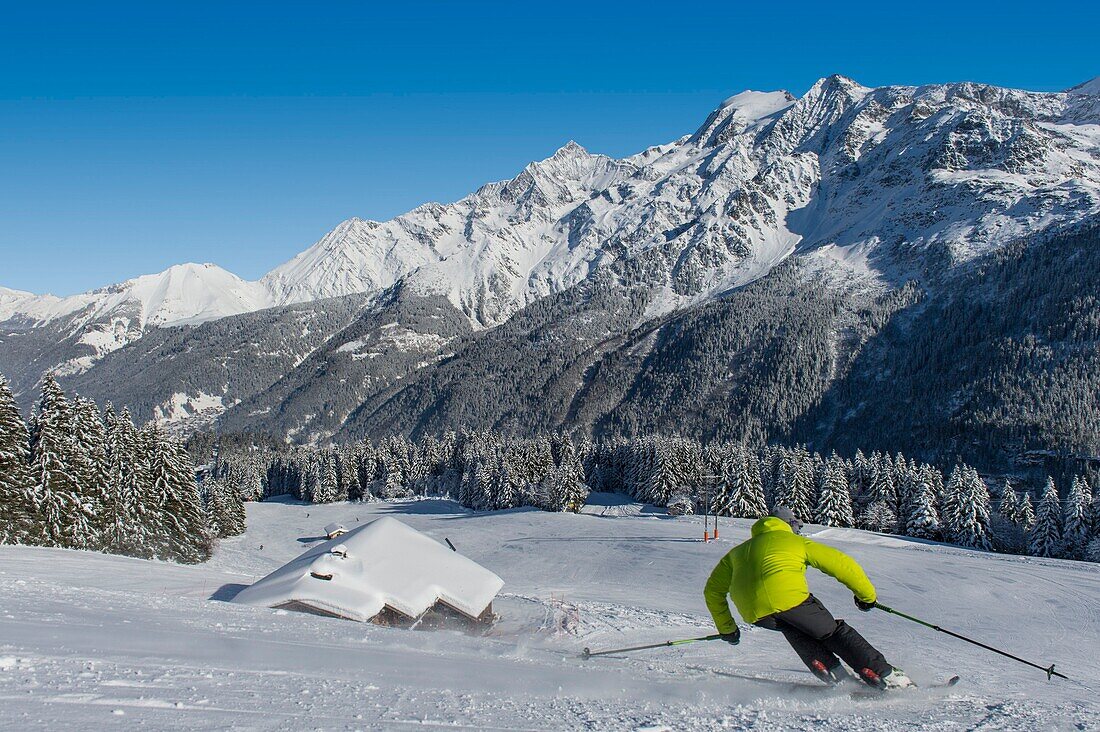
854;596;876;612
720;628;741;645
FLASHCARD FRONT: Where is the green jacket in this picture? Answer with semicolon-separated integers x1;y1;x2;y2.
704;516;877;632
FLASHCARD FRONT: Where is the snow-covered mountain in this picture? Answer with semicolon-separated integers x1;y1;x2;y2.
261;140;639;325
2;262;271;329
0;264;273;378
1067;75;1100;95
13;75;1100;333
257;75;1100;327
4;74;1100;449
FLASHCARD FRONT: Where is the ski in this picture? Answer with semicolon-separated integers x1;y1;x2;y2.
846;675;961;698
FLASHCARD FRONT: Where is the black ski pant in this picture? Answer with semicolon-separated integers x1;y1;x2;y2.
754;595;891;679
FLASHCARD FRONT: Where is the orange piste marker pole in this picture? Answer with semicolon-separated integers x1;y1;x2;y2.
703;485;710;542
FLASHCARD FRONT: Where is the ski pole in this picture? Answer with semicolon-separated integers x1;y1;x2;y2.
580;634;723;659
874;602;1069;680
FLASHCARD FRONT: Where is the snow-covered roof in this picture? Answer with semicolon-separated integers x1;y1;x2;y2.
232;517;504;622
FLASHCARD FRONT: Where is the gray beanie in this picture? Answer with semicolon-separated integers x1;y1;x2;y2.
771;505;804;534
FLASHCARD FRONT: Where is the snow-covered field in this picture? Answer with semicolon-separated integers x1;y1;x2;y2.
1;497;1097;730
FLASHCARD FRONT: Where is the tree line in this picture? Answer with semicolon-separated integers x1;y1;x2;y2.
3;367;1096;565
0;373;243;563
207;430;1100;563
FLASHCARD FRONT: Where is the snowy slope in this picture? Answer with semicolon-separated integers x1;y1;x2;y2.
0;499;1096;730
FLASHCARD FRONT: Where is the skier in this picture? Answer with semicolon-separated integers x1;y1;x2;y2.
704;506;914;689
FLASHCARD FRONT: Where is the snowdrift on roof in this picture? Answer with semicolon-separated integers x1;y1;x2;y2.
232;516;503;624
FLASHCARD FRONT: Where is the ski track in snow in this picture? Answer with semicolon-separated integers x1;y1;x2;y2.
0;498;1097;730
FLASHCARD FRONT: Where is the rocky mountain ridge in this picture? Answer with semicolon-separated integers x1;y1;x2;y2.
2;74;1099;468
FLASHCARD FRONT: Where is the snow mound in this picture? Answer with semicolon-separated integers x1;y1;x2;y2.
232;516;503;623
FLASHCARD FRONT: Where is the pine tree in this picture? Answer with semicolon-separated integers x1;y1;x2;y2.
603;439;629;495
467;459;495;510
728;446;768;519
231;453;264;503
753;445;776;508
102;408;156;557
1028;477;1063;558
709;445;736;517
131;423;164;559
891;461;911;529
929;465;945;507
1086;537;1100;563
940;465;965;542
1062;476;1092;559
643;439;679;507
149;432;212;562
493;456;523;510
70;397;111;550
457;453;477;508
338;444;361;501
206;477;245;538
891;454;913;525
814;455;854;527
952;467;993;550
997;481;1019;526
1017;491;1036;531
381;438;411;499
28;374;88;549
586;459;607;494
534;465;568;512
991;482;1026;553
575;435;596;482
312;450;341;504
850;449;872;503
405;440;427;494
354;441;377;500
557;440;589;513
781;447;815;522
0;374;37;545
864;455;898;518
1090;489;1100;541
904;470;940;539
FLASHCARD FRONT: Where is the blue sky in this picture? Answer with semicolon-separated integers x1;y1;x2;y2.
2;1;1097;296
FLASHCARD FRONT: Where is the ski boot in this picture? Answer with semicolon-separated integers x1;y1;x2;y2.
858;666;915;690
811;659;858;686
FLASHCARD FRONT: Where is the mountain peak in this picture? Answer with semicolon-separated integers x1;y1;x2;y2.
0;285;38;321
0;284;35;298
531;140;594;170
552;140;589;158
804;74;869;100
1066;76;1100;95
116;262;272;327
691;89;795;146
